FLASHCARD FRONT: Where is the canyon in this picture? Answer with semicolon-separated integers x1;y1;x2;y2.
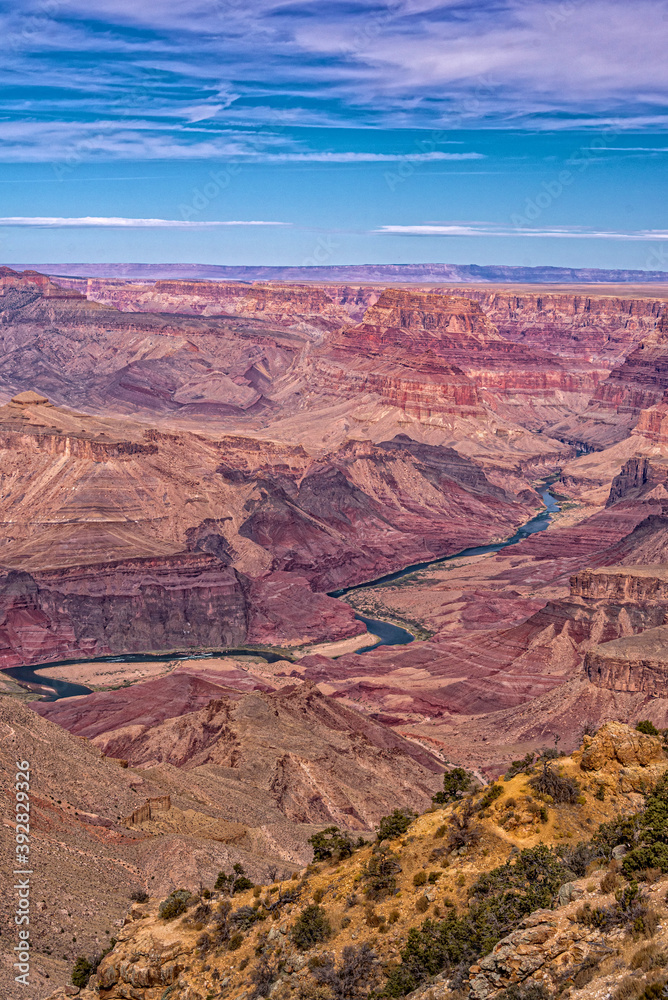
2;265;668;996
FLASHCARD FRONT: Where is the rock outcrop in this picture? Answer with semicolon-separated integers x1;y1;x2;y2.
577;719;665;772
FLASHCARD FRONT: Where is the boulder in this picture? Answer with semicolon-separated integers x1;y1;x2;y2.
579;721;664;771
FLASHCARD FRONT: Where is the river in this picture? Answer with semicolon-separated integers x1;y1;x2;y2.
4;486;560;701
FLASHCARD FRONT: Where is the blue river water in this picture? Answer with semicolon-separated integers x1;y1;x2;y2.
4;487;560;699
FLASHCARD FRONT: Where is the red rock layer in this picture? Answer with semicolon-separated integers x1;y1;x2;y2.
323;290;603;419
438;288;665;366
0;553;247;668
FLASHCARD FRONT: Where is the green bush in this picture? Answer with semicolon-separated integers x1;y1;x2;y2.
231;905;259;931
636;720;660;736
623;775;668;875
363;851;402;900
214;866;255;894
158;889;191;921
71;956;93;988
292;904;332;951
557;841;604;877
432;768;472;805
504;753;537;781
477;783;503;810
309;826;363;862
382;845;573;997
377;808;417;841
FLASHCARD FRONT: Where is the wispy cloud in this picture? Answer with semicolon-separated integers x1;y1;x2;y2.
258;152;485;162
0;0;666;162
376;224;668;240
0;217;290;228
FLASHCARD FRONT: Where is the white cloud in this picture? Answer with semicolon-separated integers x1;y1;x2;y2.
259;151;484;162
376;224;668;240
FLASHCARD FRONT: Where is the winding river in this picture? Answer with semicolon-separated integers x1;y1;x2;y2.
4;486;560;701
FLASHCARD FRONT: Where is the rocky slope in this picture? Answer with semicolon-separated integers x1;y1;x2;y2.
42;722;668;1000
0;684;446;1000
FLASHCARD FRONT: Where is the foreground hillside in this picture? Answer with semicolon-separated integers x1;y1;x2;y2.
0;688;444;1000
42;722;668;1000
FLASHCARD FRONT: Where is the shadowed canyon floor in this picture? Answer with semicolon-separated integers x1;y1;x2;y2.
3;268;668;996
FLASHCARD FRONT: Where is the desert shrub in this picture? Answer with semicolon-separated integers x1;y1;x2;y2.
250;954;279;999
432;768;473;805
630;942;667;971
377;808;417;841
214;871;230;891
557;841;603;878
622;775;668;875
228;932;244;951
130;889;148;903
415;896;429;913
496;984;551;1000
159;889;191;921
309;826;363;862
636;720;660;736
529;762;579;804
595;783;607;801
216;865;255;894
363;851;401;900
383;846;572;997
477;783;503;810
504;753;537;781
571;956;601;988
292;904;332;951
71;956;93;988
297;983;336;1000
428;871;441;884
601;870;620;894
575;901;616;930
434;824;447;838
447;800;481;852
413;871;427;887
364;905;382;927
310;944;380;999
388;909;400;924
639;980;668;1000
186;901;211;929
577;882;658;938
613;977;645;1000
231;905;259;931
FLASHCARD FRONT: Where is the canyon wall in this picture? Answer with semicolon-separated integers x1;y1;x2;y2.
0;553;248;667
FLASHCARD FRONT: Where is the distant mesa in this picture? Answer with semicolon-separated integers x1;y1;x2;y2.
10;390;50;406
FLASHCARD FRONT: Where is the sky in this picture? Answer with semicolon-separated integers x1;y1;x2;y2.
1;0;668;269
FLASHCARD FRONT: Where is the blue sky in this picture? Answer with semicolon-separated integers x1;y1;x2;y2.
1;0;668;268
